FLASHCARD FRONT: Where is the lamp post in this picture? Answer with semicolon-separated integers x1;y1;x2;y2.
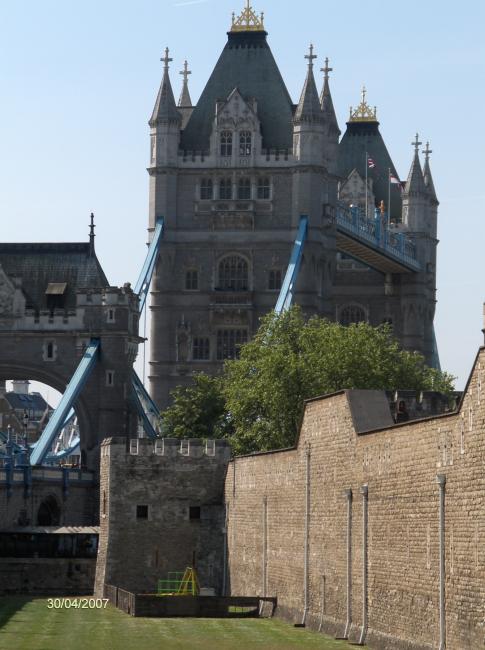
22;411;29;465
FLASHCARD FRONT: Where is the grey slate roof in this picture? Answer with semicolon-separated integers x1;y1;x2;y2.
150;69;181;126
178;80;192;108
0;243;109;311
405;150;426;195
4;391;50;413
423;157;438;203
320;78;340;134
181;31;294;152
294;65;323;124
337;121;403;220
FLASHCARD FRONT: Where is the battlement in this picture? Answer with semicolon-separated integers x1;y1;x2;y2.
76;284;137;309
101;437;231;462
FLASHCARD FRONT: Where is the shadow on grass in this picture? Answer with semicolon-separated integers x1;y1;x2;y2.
0;596;34;629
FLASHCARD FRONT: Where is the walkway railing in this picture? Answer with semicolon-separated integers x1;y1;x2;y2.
336;204;420;271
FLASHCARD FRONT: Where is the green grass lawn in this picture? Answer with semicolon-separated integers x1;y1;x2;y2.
0;596;360;650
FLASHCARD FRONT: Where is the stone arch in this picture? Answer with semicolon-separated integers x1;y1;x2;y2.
37;494;61;526
338;303;368;326
0;363;92;461
216;253;250;292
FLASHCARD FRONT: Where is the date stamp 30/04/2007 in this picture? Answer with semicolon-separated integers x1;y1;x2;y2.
47;598;109;609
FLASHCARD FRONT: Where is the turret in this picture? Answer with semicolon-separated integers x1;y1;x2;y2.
149;47;181;168
293;45;326;164
178;60;192;107
402;134;429;232
319;57;340;171
422;142;439;238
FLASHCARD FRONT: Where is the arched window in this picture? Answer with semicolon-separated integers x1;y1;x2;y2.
339;304;367;326
239;131;252;156
218;256;249;292
220;131;233;157
37;495;61;526
219;177;232;200
237;177;251;200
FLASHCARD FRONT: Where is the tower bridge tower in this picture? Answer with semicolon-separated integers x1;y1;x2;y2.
147;2;439;409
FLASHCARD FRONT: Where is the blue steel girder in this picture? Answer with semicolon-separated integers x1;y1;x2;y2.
336;206;421;274
30;339;100;466
131;372;159;439
134;218;164;314
275;216;308;314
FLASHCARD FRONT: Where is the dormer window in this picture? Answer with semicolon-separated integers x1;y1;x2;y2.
45;282;67;313
239;131;252;156
220;131;233;157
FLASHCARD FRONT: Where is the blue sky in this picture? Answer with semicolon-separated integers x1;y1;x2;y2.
1;0;484;389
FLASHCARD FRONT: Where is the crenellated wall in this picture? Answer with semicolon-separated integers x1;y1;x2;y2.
94;437;231;597
225;348;485;650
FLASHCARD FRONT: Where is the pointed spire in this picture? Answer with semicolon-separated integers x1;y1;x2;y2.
320;57;340;133
405;133;426;194
294;44;324;124
178;60;192;107
150;47;181;126
89;212;95;256
423;142;438;202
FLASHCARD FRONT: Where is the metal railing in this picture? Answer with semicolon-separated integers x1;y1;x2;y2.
336;204;420;270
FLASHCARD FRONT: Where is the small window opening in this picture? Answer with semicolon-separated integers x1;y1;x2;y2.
189;506;201;521
136;505;148;520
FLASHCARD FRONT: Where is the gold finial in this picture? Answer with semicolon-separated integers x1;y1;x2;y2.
349;84;378;122
231;0;265;32
161;47;173;72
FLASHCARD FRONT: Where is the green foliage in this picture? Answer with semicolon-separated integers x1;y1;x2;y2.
160;373;230;440
161;307;455;455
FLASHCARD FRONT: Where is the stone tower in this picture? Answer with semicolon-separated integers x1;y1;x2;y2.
147;3;439;408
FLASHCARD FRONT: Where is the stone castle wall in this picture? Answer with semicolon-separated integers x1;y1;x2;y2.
0;467;97;529
94;437;230;597
225;348;485;650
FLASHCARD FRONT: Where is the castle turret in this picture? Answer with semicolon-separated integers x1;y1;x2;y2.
178;60;192;107
337;87;402;220
319;58;340;171
400;135;439;365
402;134;428;231
293;45;326;164
148;47;181;228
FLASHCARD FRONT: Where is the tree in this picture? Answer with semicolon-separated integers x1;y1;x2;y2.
160;373;230;440
223;307;455;454
160;307;455;455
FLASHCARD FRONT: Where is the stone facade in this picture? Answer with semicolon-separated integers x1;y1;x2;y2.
148;6;439;408
0;247;142;469
0;466;97;528
94;437;231;597
224;347;485;650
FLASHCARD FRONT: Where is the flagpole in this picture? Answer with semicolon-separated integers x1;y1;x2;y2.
388;167;391;225
365;151;368;219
